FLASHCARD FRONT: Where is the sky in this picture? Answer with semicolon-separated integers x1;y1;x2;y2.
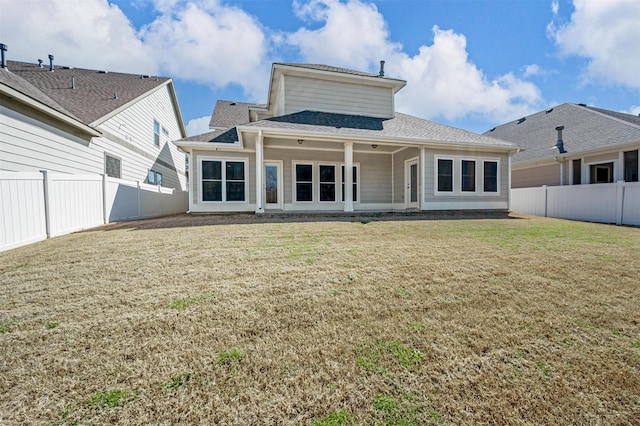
1;0;639;136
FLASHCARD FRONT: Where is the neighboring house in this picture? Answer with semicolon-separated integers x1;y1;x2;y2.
0;52;187;190
484;103;640;188
175;62;519;213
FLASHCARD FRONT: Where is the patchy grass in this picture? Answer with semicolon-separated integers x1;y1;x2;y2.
0;215;639;424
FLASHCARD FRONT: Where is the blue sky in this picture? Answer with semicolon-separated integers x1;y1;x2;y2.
1;0;639;135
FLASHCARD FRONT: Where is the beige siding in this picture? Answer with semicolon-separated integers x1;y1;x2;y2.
584;152;618;164
512;164;560;188
423;149;510;208
283;75;394;118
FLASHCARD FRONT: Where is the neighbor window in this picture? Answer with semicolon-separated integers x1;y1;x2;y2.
105;154;121;179
590;162;614;184
295;164;313;202
319;165;336;202
573;159;582;185
437;158;453;192
624;150;638;182
483;161;498;193
148;170;163;186
162;126;169;137
201;159;246;202
153;120;160;146
461;159;476;192
341;165;358;202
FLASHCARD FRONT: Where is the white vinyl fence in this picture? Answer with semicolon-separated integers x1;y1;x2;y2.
511;181;640;226
1;171;188;252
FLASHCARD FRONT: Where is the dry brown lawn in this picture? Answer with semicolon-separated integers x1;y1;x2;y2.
1;214;639;425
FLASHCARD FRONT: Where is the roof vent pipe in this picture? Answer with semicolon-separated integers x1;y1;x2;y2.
71;77;76;89
0;44;7;69
38;59;43;67
379;60;385;77
555;125;567;154
48;54;54;72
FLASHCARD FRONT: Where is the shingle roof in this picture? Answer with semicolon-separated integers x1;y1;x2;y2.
3;60;171;125
181;127;239;143
209;100;262;129
484;103;640;163
239;110;517;148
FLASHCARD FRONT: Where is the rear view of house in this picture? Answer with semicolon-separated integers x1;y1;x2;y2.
175;62;519;213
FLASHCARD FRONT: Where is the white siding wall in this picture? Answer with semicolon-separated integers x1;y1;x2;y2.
0;86;186;191
283;75;394;119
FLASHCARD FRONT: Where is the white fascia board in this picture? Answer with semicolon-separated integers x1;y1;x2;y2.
1;84;101;137
513;140;640;167
237;126;519;154
173;140;245;151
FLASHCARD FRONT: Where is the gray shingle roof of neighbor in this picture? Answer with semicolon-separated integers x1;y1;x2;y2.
181;127;239;143
208;100;263;129
3;60;171;125
239;110;518;148
484;103;640;163
275;63;383;78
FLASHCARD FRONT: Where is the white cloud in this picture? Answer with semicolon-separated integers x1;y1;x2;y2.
625;105;640;116
0;0;157;74
185;115;212;136
551;0;640;88
285;1;541;123
551;0;560;16
140;0;271;100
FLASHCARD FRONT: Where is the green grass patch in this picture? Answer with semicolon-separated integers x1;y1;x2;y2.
86;389;135;409
0;321;13;334
355;340;423;374
631;342;640;349
310;410;356;426
218;349;242;365
535;361;551;378
46;321;60;329
373;392;443;425
165;293;213;310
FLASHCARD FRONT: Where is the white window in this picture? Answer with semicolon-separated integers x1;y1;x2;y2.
200;158;247;202
435;156;500;195
148;170;163;186
153;120;160;146
295;163;313;202
461;159;476;192
482;160;498;193
319;164;337;202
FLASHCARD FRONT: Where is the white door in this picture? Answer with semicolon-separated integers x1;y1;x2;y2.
405;158;419;209
264;161;283;209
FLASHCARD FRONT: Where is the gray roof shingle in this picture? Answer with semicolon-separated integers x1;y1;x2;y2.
209;100;262;129
3;60;171;125
239;110;517;148
484;103;640;163
275;63;382;79
181;127;239;143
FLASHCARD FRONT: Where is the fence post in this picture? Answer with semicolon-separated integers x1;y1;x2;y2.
102;174;109;224
542;185;548;217
137;181;142;219
616;181;625;225
40;170;52;238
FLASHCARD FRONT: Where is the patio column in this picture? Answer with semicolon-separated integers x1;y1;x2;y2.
420;147;426;210
344;142;354;212
255;130;264;213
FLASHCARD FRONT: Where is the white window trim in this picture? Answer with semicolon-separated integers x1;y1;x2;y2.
340;163;361;204
199;157;249;203
585;159;616;184
434;156;455;195
293;161;315;203
435;155;501;196
318;163;339;203
153;119;161;147
481;159;500;195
